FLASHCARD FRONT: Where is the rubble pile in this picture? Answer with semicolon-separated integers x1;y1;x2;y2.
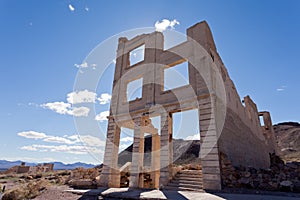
67;168;99;189
221;152;300;192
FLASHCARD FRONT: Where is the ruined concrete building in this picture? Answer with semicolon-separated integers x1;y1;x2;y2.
7;163;54;174
99;21;277;190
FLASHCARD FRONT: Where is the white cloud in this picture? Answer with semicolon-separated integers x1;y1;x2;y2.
18;131;105;155
170;19;179;28
185;134;200;140
67;134;104;147
74;62;88;68
41;102;90;117
21;144;102;155
67;90;97;104
18;131;75;144
18;131;105;147
95;111;109;122
74;62;97;69
68;4;75;11
276;86;286;92
120;136;133;143
85;6;89;12
155;19;180;32
18;131;47;140
68;134;80;141
2;156;56;163
17;131;77;145
79;135;105;147
97;93;112;105
42;91;111;117
119;144;130;152
43;136;75;144
91;63;97;69
68;106;90;117
20;145;38;151
41;101;70;115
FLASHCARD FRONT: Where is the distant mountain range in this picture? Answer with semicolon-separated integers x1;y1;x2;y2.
0;160;96;171
1;121;298;172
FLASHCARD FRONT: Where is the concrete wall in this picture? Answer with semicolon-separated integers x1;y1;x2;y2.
206;27;276;169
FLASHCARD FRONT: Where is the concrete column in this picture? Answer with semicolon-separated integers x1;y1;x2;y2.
129;116;145;188
151;133;160;189
144;32;163;107
159;112;173;186
99;117;121;187
198;96;222;190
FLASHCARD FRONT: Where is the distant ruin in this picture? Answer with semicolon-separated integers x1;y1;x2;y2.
99;21;277;190
6;162;54;174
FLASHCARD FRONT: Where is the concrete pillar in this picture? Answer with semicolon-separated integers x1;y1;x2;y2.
129;116;145;188
99;117;121;187
151;133;160;189
198;96;222;190
159;112;173;186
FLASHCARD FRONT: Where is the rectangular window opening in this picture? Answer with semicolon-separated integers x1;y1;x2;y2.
172;109;199;140
144;133;152;167
163;61;189;91
129;44;145;66
259;115;265;126
119;127;134;154
150;116;161;135
126;78;143;102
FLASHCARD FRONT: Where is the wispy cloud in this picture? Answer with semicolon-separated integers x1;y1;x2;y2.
95;111;109;122
18;131;47;140
41;91;111;117
98;93;112;105
41;102;71;115
119;144;130;152
276;85;287;92
67;90;97;104
68;4;75;12
155;19;180;32
79;135;105;147
18;131;75;145
68;106;90;117
74;62;97;69
185;134;200;140
21;144;102;155
18;131;105;155
2;156;56;163
91;63;97;69
40;102;90;117
43;136;76;144
120;136;133;143
74;62;88;68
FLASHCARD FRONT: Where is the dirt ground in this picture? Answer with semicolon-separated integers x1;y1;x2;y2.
33;185;86;200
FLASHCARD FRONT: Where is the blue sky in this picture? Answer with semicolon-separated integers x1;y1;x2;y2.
0;0;299;164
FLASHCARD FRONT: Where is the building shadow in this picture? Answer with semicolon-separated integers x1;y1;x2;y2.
76;187;190;200
77;188;107;200
161;190;189;200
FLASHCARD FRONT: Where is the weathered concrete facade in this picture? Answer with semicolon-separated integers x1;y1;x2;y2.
99;21;276;190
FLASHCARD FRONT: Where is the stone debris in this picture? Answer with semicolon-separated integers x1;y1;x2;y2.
66;167;100;189
220;152;300;192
